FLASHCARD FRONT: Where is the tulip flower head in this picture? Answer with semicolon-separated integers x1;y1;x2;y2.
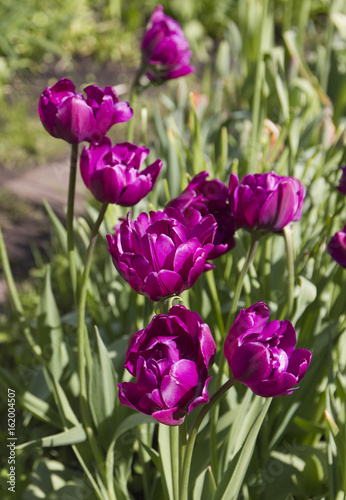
118;305;216;425
141;5;194;82
167;171;236;259
80;138;162;205
224;302;311;397
38;78;133;144
328;223;346;268
107;207;216;301
229;171;305;233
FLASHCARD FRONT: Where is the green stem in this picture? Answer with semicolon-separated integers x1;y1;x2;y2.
180;378;235;500
77;203;108;478
210;233;260;478
127;59;148;142
170;425;180;500
67;143;79;301
248;0;269;174
225;234;260;333
283;225;295;319
205;271;225;346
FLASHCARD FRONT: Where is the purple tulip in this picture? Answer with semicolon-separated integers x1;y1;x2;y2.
336;166;346;195
224;302;311;397
229;171;305;232
328;223;346;268
38;78;133;144
107;207;216;301
80;138;162;205
142;5;194;82
118;305;216;425
166;171;236;259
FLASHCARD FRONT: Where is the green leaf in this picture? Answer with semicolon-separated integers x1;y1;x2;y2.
36;265;68;380
214;398;272;500
17;425;86;450
88;326;118;448
193;466;217;500
0;365;62;428
113;413;155;442
43;199;68;254
158;423;173;500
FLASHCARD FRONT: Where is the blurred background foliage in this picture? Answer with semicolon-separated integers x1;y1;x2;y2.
1;0;346;169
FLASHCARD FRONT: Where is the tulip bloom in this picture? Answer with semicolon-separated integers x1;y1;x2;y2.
118;305;216;425
80;138;162;205
38;78;133;144
107;207;216;301
328;223;346;268
224;302;311;397
336;166;346;195
142;5;194;82
167;171;235;259
228;171;305;232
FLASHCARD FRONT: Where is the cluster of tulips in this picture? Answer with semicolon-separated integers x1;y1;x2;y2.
37;4;346;429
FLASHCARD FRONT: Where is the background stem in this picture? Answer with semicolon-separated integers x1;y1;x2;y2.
67;142;78;301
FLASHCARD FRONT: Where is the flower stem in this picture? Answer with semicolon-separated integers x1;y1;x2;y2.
283;225;295;319
180;378;235;500
67;143;79;301
210;233;260;477
225;234;260;333
127;59;148;143
77;203;108;478
170;424;180;500
248;0;269;174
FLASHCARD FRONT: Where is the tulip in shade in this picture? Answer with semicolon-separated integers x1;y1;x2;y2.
167;171;236;259
142;5;194;82
38;78;133;144
327;223;346;268
229;171;305;232
118;305;216;425
107;207;216;301
224;302;311;397
80;138;162;205
336;166;346;195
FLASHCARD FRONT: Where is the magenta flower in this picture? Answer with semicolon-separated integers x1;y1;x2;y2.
38;78;133;144
142;5;194;82
107;208;216;301
328;223;346;268
118;305;216;425
80;138;162;205
336;166;346;195
228;171;305;232
224;302;311;397
166;172;236;259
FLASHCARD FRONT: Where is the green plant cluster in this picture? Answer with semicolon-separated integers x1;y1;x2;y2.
1;0;346;499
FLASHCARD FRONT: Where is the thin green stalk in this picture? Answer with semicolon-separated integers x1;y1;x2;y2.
67;143;79;300
210;233;260;478
180;378;235;500
170;425;180;500
127;59;148;142
77;203;108;478
283;225;295;319
248;0;269;174
225;234;260;333
205;271;225;346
